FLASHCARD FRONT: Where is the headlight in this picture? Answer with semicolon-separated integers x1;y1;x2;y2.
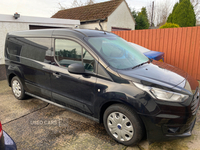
134;83;188;102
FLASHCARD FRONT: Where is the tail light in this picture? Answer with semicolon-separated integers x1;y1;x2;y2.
0;121;2;138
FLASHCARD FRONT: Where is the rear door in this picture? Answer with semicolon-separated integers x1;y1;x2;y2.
50;38;97;116
6;37;52;100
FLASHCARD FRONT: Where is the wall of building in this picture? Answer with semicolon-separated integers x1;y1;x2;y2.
0;14;80;80
0;22;30;81
0;22;29;64
107;1;135;31
0;14;80;65
80;22;107;31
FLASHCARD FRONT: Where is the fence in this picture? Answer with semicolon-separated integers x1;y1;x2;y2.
113;26;200;81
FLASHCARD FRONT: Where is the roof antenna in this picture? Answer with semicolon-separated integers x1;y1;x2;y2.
99;20;106;34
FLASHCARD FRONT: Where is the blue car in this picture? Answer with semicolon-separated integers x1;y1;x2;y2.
130;43;164;62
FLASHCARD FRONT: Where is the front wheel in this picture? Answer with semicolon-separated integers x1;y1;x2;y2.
11;76;26;100
103;104;144;146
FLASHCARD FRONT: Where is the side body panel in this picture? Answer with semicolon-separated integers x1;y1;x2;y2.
50;65;97;115
5;34;53;100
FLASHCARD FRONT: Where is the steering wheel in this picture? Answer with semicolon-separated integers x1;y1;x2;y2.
85;60;94;71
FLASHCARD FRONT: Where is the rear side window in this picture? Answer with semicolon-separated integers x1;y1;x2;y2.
55;39;95;72
7;37;52;63
16;38;52;63
7;40;22;56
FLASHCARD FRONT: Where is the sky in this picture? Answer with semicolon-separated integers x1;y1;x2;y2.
1;0;199;22
0;0;180;18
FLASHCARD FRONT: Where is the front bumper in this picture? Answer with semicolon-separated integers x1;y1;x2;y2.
140;112;197;143
140;87;199;143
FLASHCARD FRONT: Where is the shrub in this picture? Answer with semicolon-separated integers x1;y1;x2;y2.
159;23;180;29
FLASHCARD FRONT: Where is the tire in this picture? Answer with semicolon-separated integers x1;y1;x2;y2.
103;104;144;146
11;76;26;100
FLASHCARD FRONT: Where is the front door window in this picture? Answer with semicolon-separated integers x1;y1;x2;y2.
55;39;82;68
54;39;95;72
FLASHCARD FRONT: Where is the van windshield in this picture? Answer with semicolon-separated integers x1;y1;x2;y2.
87;37;149;70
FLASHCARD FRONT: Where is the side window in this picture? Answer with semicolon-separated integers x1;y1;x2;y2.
83;48;95;72
55;39;82;68
7;40;22;56
18;38;52;63
6;39;22;62
55;39;95;72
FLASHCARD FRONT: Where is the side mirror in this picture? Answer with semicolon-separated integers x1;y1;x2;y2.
68;63;85;74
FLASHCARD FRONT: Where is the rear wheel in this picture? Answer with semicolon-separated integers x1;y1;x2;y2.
103;104;144;146
11;76;26;100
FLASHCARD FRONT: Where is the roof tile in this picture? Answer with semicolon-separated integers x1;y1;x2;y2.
52;0;124;22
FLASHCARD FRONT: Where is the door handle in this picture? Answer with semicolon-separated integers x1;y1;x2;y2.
53;72;61;78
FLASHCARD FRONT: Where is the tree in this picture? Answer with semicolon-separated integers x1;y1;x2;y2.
138;7;149;25
58;3;66;10
133;7;149;30
167;2;179;23
71;0;95;7
172;0;196;27
167;0;199;25
147;0;173;27
71;0;83;7
57;0;95;10
139;7;148;20
86;0;95;5
135;14;149;30
190;0;200;19
131;8;137;20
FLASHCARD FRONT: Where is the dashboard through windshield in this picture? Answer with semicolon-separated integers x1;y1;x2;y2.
87;37;149;70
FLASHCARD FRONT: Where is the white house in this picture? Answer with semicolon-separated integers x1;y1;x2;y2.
0;14;80;80
52;0;135;31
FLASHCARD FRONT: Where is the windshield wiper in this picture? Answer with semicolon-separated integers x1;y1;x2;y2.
132;60;150;69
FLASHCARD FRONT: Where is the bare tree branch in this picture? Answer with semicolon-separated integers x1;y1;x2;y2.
147;0;172;26
71;0;95;8
58;3;66;10
191;0;200;19
86;0;95;5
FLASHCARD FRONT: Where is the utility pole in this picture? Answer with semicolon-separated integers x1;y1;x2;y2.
151;1;154;27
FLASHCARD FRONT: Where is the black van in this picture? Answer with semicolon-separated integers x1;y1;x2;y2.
4;29;199;146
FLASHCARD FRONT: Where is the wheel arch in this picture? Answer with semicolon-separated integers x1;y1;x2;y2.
99;100;147;139
8;73;17;87
99;100;144;125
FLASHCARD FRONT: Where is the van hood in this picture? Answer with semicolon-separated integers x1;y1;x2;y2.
117;60;188;89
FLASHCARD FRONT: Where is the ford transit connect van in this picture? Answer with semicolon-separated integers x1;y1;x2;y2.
4;29;199;146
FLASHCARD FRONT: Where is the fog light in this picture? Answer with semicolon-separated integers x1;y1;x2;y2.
168;127;179;133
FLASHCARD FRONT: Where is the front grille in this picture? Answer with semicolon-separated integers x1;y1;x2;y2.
191;87;200;115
